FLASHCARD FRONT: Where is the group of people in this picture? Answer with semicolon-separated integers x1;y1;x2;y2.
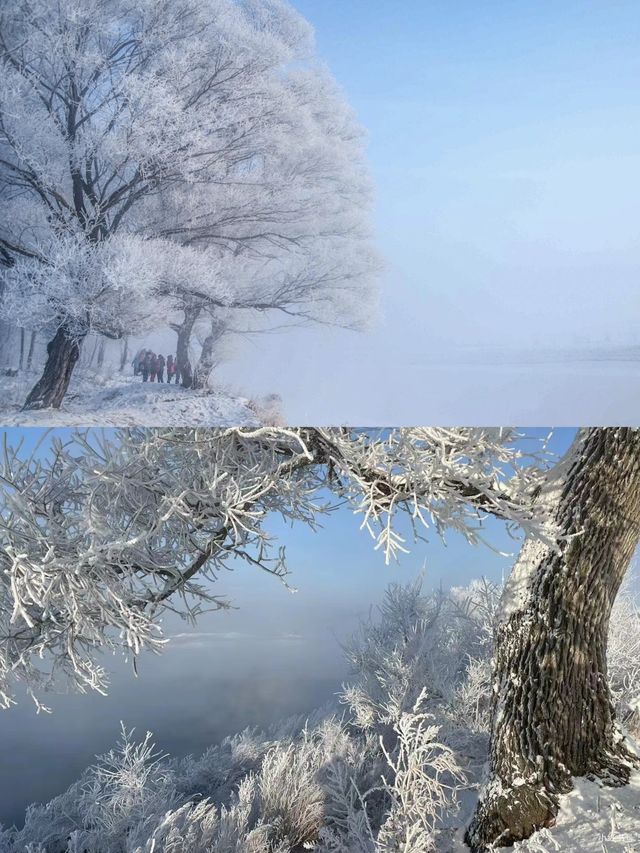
133;349;179;384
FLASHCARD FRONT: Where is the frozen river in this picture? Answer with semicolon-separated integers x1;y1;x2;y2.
222;338;640;425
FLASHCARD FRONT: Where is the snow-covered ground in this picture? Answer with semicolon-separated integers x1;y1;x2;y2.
436;751;640;852
433;773;640;852
0;369;282;427
509;771;640;852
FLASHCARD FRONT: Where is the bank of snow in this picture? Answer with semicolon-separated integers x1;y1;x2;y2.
0;370;283;426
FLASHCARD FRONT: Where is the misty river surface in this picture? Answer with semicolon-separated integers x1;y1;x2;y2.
221;331;640;426
0;625;347;829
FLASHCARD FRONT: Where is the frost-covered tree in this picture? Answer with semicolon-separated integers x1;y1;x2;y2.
1;427;639;850
0;0;377;408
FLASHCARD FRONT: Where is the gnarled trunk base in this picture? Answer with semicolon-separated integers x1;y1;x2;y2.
466;746;636;851
466;778;561;851
23;325;85;410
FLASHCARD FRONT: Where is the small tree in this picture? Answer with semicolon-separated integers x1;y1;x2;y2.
192;313;229;391
0;0;377;409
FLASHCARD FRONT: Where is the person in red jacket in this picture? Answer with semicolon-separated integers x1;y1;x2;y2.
156;353;165;383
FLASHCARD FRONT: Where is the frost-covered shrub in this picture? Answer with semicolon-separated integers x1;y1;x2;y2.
258;740;325;846
608;577;640;737
0;727;180;853
373;690;464;853
341;578;498;738
335;581;496;853
314;730;384;853
132;779;277;853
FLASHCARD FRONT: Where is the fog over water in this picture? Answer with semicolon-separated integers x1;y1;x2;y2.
217;0;640;424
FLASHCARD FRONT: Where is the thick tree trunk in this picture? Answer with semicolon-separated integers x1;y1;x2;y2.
22;325;85;410
96;338;106;369
192;318;225;391
89;336;100;368
26;330;37;371
175;305;200;390
191;334;214;391
0;321;13;366
466;428;640;851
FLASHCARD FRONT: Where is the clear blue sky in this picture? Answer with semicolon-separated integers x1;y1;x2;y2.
221;0;640;423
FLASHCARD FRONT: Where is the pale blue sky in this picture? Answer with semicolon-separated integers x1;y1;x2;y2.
298;0;640;340
220;0;640;423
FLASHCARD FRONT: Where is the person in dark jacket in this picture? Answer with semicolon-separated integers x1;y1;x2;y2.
144;350;155;382
155;353;165;383
166;355;177;384
133;349;145;376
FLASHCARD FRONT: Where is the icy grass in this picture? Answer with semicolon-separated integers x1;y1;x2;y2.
1;578;639;852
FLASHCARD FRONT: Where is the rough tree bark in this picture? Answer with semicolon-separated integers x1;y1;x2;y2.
466;427;640;851
172;304;201;390
22;324;86;410
87;336;99;369
192;317;226;391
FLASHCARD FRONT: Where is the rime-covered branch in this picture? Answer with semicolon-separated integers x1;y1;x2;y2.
0;427;557;708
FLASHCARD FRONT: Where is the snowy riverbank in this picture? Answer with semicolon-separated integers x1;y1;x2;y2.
0;369;283;427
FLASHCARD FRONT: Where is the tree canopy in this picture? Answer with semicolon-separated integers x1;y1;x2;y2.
0;0;378;407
